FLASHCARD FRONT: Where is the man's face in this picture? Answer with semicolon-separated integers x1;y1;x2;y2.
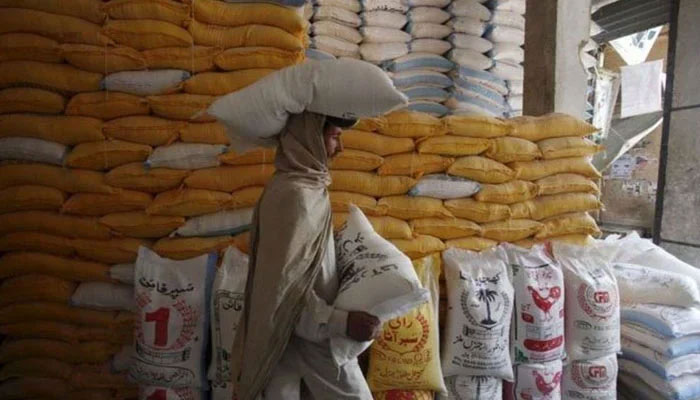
324;123;344;158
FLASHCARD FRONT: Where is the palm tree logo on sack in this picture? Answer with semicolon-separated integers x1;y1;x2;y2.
460;271;511;331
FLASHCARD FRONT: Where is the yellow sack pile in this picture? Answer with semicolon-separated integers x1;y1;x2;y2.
368;254;446;393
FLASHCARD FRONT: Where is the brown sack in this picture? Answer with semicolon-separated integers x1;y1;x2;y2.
62;44;146;73
378;153;453;177
66;92;150;120
0;377;70;399
378;196;453;219
329;149;383;171
99;211;184;238
153;236;235;260
480;219;543;242
447;156;515;184
485;136;541;163
0;252;110;282
509;157;601;181
0;357;73;381
444;198;511;223
0;164;113;194
443;115;510;138
65;140;152;171
0;275;76;307
474;180;539;204
0;232;74;257
509;113;598;142
329;191;387;216
0;87;65;114
410;218;482;239
185;164;275;192
417;135;490;156
0;321;132;344
341;129;415;156
106;162;189;194
147;188;232;217
330;170;416;197
142;46;220;73
0;114;103;145
0;211;110;239
0;33;63;63
103;116;184;146
0;185;65;214
62;190;152;216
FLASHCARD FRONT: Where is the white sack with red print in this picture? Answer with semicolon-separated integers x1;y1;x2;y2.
139;386;206;400
131;247;216;389
554;242;620;361
506;360;562;400
503;244;565;365
442;247;514;380
440;376;503;400
562;354;618;400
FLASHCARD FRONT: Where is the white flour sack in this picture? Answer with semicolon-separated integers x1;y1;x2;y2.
613;263;700;308
409;174;481;199
562;354;618;400
175;208;254;237
146;143;226;170
554;243;620;361
622;322;700;358
442;247;514;380
209;247;249;393
208;59;407;149
110;263;135;285
503;244;565;364
0;137;67;166
71;282;135;311
621;336;700;380
508;360;563;400
439;376;502;400
622;303;700;338
102;70;191;96
331;205;430;366
618;359;700;400
139;386;206;400
131;247;216;389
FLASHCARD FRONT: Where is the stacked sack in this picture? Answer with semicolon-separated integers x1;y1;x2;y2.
444;0;509;117
485;0;526;116
0;0;307;398
391;0;453;116
358;0;410;65
310;0;363;59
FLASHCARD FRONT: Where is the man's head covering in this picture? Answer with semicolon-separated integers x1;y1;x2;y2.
325;115;358;129
231;112;334;400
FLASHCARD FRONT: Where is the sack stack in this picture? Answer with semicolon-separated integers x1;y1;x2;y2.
310;0;363;59
485;0;526;117
0;0;306;398
357;0;410;64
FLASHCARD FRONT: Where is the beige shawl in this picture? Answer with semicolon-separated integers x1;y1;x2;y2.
231;112;333;400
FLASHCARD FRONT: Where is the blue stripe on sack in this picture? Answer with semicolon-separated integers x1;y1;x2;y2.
383;54;454;73
392;73;453;89
450;91;509;117
402;86;449;102
405;102;449;116
619;349;671;380
453;77;508;107
454;65;508;94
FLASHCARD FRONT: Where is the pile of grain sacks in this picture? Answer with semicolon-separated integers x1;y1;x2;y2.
0;0;306;398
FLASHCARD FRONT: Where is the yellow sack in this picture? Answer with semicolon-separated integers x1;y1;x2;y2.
538;137;604;160
353;117;386;132
0;211;110;240
0;378;71;399
515;234;594;249
0;339;118;364
153;236;235;260
480;219;543;242
410;218;482;239
0;8;112;46
230;186;264;209
535;212;601;239
185;164;276;192
447;156;515;184
232;231;251;254
379;111;446;138
341;129;415;156
444;198;511;223
0;302;125;327
443;115;510;138
106;162;189;193
0;275;76;307
330;149;383;171
0;232;74;257
485;136;541;163
0;164;112;194
0;61;102;93
368;254;445;392
512;193;602;221
0;358;73;381
62;44;146;74
373;391;434;400
102;0;190;26
183;69;276;96
189;20;306;52
0;185;65;214
0;252;110;281
65;140;152;171
0;0;106;24
62;190;152;217
147;188;231;217
509;113;598;142
332;213;412;240
474;180;539;204
102;19;193;50
0;33;63;63
0;114;103;145
378;153;453;177
147;94;216;122
99;211;185;238
188;0;306;35
216;47;304;71
103;116;183;146
221;148;277;166
329;191;387;216
330;171;416;197
416;136;490;156
142;46;221;73
66;92;150;120
536;173;599;196
71;237;148;264
510;157;601;181
180;122;229;145
445;237;498;251
0;321;131;344
70;368;131;390
391;235;445;259
378;196;453;219
0;87;65;114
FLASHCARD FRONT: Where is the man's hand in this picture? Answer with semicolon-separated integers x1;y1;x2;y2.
346;311;381;342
